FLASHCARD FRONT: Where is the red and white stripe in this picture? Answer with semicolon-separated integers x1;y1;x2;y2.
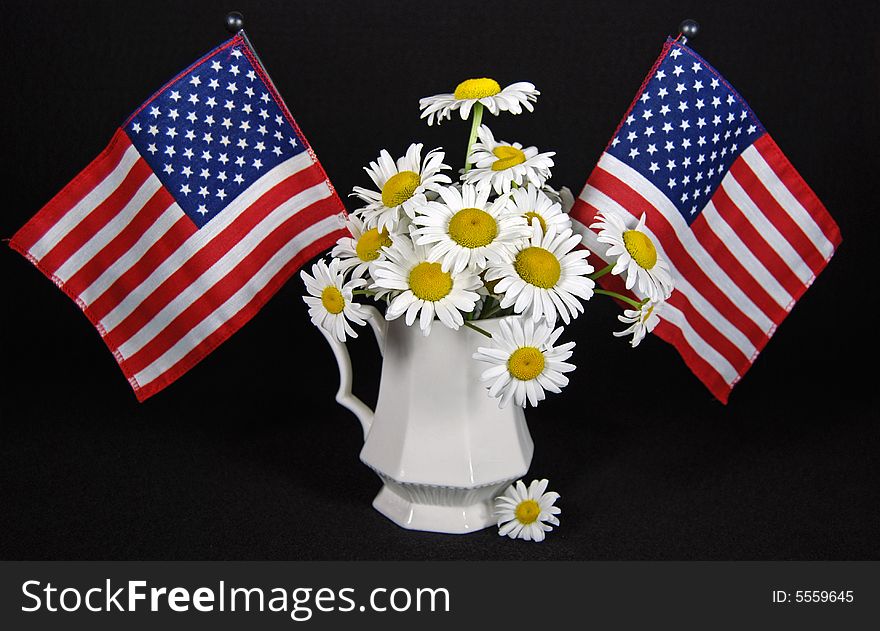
570;133;841;402
11;129;347;400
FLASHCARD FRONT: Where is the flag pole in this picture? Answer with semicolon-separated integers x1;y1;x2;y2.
224;11;278;96
677;19;700;46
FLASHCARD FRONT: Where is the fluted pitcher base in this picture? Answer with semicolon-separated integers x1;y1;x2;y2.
372;477;518;534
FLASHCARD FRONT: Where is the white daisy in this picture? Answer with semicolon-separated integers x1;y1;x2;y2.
495;479;561;542
301;258;367;342
412;183;528;274
507;184;572;235
592;211;674;301
331;214;394;280
464;125;555;195
351;143;451;232
614;299;662;347
419;78;540;126
473;317;576;408
485;221;594;325
371;236;482;336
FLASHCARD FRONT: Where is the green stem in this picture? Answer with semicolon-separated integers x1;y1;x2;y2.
351;289;376;296
463;102;484;174
594;288;644;310
589;263;614;281
463;320;493;338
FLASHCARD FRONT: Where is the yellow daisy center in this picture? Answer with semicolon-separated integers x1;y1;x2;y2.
381;171;421;208
409;262;453;302
320;286;345;314
514;247;561;289
355;228;392;262
491;145;527;171
453;78;502;100
508;347;545;381
622;229;658;270
523;211;547;232
514;499;541;524
448;207;498;249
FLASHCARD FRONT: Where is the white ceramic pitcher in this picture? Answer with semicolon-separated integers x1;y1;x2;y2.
319;306;534;534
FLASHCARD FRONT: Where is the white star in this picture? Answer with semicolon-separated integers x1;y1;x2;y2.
644;126;655;137
683;156;692;168
257;124;268;135
626;131;638;142
662;122;673;133
239;120;251;132
169;90;181;102
252;158;263;169
712;115;721;126
202;150;212;162
675;82;686;94
681;138;691;149
721;146;728;158
275;114;284;126
164;145;176;157
288;137;297;148
747;124;757;134
659;104;671;116
224;100;236;111
229;64;240;76
691;62;701;73
188;93;199;104
203;132;213;144
211;60;222;72
678;100;688;112
690;205;698;215
680;119;690;131
697;117;706;128
183;147;194;159
657;87;668;98
208;78;220;90
681;192;689;203
218;153;229;165
727;112;735;124
271;146;282;156
227;82;238;94
220;135;231;147
148;125;158;136
216;188;227;200
204;115;215;126
205;96;217;108
695;171;704;180
648;162;659;174
233;173;244;184
221;118;233;129
244;86;255;98
255;141;266;153
198;186;209;198
640;92;651;103
186;111;198;123
180;183;191;195
673;65;684;76
181;165;193;177
231;49;243;58
668;177;677;188
260;92;270;103
655;69;666;80
258;108;269;120
697;136;706;146
693;80;703;92
235;156;245;167
665;140;675;152
611;137;620;148
666;158;676;170
731;143;738;152
642;109;653;121
625;114;635;126
168;109;180;121
149;106;161;118
189;75;201;87
740;110;749;120
163;163;174;175
710;78;720;89
727;94;735;105
217;169;228;180
237;138;248;149
246;69;256;81
131;122;141;133
697;154;705;165
184;129;195;141
682;174;691;185
704;184;712;194
646;143;657;155
200;168;211;179
711;96;721;108
242;103;253;114
147;143;157;154
628;147;640;159
670;48;682;59
708;167;715;177
695;99;705;110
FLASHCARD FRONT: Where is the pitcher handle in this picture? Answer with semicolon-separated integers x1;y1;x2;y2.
317;305;385;440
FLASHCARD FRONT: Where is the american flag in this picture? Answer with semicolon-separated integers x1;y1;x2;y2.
10;34;347;401
570;38;841;402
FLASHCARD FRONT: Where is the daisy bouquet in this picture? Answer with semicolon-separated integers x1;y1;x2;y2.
302;78;675;409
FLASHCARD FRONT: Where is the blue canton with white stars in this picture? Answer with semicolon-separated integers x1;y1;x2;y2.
607;40;765;225
126;40;306;228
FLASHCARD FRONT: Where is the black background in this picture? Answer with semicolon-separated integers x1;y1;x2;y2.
2;0;878;560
